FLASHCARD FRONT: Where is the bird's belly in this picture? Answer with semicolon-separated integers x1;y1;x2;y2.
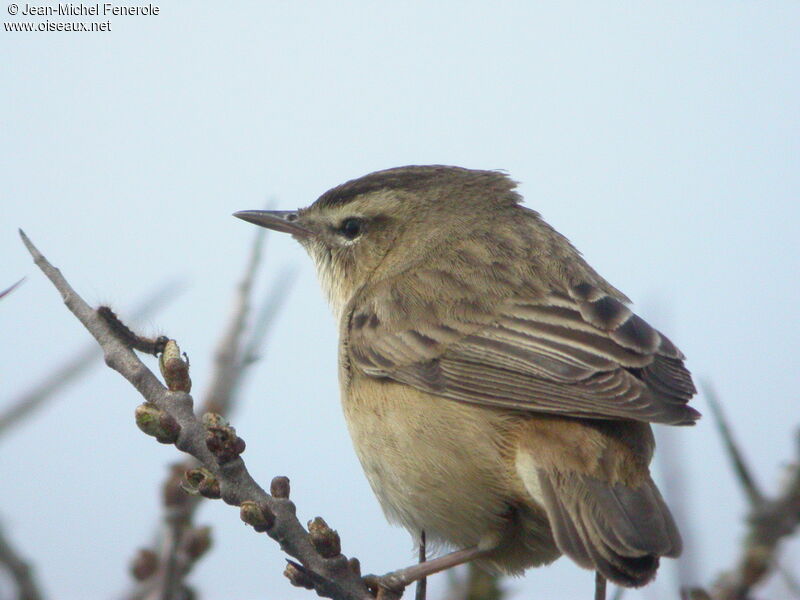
342;378;522;551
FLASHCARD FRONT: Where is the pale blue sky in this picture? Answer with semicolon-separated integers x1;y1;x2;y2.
2;3;799;599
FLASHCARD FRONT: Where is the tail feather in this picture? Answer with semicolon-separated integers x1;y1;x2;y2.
537;470;681;587
543;478;593;567
583;476;681;556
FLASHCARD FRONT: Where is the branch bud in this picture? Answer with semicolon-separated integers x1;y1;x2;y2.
130;548;158;581
203;413;246;464
159;339;192;392
182;526;212;561
284;560;314;590
184;468;221;499
240;500;276;532
308;516;341;558
135;403;180;444
270;475;291;499
348;557;361;578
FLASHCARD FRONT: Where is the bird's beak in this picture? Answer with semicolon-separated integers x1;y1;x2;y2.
233;210;315;238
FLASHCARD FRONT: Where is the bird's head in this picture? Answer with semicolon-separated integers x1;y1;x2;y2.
235;165;523;315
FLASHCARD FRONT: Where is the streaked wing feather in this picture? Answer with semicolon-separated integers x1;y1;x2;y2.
348;282;699;425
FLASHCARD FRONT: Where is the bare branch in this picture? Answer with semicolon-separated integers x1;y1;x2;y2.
128;462;210;600
0;519;44;600
0;277;25;300
129;228;285;600
701;381;763;506
0;278;183;439
710;428;800;598
239;266;298;369
202;228;266;416
19;230;372;600
698;381;800;600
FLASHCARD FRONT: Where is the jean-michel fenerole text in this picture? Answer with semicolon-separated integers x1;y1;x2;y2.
18;3;160;16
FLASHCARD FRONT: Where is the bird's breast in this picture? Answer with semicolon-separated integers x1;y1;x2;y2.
340;373;529;550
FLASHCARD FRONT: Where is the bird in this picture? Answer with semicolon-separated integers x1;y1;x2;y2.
235;165;699;590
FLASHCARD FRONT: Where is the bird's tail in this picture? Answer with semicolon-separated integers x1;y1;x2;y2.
534;469;682;587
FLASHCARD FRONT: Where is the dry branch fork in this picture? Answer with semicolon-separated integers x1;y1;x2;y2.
18;230;392;600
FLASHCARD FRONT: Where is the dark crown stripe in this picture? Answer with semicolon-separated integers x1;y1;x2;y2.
315;165;517;208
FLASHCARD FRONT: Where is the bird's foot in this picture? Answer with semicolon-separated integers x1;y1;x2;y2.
365;545;490;597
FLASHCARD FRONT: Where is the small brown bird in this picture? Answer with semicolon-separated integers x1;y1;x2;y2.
235;166;699;589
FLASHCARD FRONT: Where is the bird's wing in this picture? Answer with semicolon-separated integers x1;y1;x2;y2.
347;280;698;425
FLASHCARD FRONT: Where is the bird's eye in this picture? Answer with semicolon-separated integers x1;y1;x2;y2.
338;217;363;240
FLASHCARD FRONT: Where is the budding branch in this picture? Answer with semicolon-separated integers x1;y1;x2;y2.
18;230;378;600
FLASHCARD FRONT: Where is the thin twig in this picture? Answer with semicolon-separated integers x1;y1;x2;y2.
0;277;25;300
239;266;298;369
129;229;296;600
706;412;800;600
0;518;44;600
201;228;266;416
701;381;763;505
0;279;183;439
19;230;372;600
702;381;800;599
